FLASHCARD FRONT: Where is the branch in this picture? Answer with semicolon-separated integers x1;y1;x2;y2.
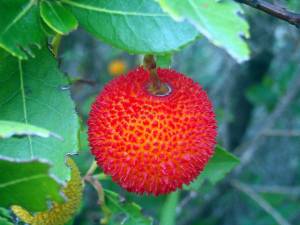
84;174;112;224
176;191;197;214
263;129;300;137
232;180;292;225
252;185;300;197
235;73;300;173
235;0;300;27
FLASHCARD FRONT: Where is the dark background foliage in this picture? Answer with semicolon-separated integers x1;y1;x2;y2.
56;1;300;224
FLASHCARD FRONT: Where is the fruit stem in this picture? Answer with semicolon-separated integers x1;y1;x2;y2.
85;160;98;177
143;55;171;96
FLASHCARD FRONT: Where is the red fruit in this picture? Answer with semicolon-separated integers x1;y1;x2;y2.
88;67;217;195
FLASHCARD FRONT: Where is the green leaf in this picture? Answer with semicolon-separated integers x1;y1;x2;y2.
156;54;173;68
0;0;47;59
61;0;199;54
155;0;250;62
0;120;61;139
160;192;179;225
0;48;79;181
104;190;153;225
184;145;240;190
40;0;78;35
0;208;11;220
0;217;13;225
40;19;57;37
0;159;63;212
0;207;13;225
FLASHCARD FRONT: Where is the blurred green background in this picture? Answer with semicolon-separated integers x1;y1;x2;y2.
57;2;300;225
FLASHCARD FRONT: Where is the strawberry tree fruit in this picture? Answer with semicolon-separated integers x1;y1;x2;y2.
88;63;217;195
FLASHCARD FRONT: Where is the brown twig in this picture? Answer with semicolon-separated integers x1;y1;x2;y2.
235;0;300;27
73;78;97;86
84;174;111;224
84;175;105;205
84;160;111;224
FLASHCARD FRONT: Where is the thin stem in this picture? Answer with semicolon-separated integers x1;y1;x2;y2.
232;180;291;225
70;78;97;86
84;161;111;224
234;72;300;173
51;34;62;58
144;55;159;87
176;191;197;214
263;129;300;137
235;0;300;27
252;185;300;197
84;175;111;224
143;55;171;96
85;160;98;177
85;176;105;205
93;173;108;180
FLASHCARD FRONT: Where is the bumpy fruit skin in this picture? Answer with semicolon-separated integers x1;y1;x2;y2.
88;67;217;195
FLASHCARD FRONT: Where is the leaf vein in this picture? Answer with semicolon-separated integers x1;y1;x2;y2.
1;0;35;35
19;60;34;158
61;0;167;17
0;174;47;189
44;1;67;34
